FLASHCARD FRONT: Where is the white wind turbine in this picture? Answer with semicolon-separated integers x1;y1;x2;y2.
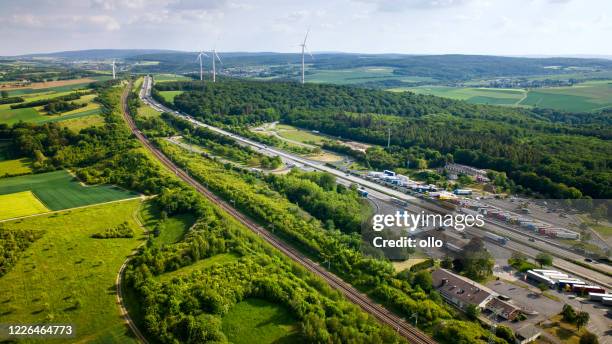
211;48;222;82
111;59;116;79
299;29;313;84
196;51;209;81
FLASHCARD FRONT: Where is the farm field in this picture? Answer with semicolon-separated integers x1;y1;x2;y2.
397;86;526;106
59;113;105;131
518;80;612;112
399;80;612;111
0;191;49;220
221;298;301;344
0;157;32;177
158;90;184;102
0;199;144;343
0;87;102;126
307;66;436;85
0;170;139;212
153;73;191;82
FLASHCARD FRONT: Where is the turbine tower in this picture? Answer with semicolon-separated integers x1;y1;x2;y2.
299;30;313;84
211;48;222;83
196;51;209;81
111;60;116;80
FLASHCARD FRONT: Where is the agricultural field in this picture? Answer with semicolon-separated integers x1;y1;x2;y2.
0;87;103;126
0;191;49;220
0;170;139;218
307;66;435;85
399;80;612;112
221;298;301;344
152;73;191;82
0;157;32;177
158;90;184;102
59;114;105;131
0;199;145;343
519;80;612;112
396;86;527;106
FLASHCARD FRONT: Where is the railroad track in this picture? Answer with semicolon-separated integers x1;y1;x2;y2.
121;82;436;344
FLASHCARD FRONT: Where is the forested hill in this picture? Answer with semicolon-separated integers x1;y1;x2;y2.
156;79;612;199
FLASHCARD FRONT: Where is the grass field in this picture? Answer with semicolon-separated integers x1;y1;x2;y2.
307;67;435;85
156;253;240;283
0;170;139;211
0;157;32;177
398;86;526;106
158;91;184;102
519;80;612;112
137;104;161;119
222;298;301;344
0;191;49;220
275;124;326;144
59;114;105;131
138;201;196;245
0;199;144;343
0;88;102;125
399;80;612;112
153;74;191;82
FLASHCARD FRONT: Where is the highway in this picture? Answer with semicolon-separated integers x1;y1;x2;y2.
132;78;437;344
141;75;611;289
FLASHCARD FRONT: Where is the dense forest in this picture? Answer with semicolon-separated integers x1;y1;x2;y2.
154;79;611;199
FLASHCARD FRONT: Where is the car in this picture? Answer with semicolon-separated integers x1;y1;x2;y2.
584;258;593;263
497;295;511;301
528;238;535;242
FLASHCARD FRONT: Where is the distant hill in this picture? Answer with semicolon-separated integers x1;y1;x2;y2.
10;49;182;60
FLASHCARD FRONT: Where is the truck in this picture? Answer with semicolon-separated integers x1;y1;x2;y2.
484;232;508;245
357;189;369;198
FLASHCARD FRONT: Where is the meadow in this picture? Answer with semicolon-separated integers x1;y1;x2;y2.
0;170;139;213
0;191;49;220
158;90;184;102
0;88;103;126
307;66;435;85
221;298;301;344
152;73;191;82
0;157;32;177
0;199;145;343
399;80;612;112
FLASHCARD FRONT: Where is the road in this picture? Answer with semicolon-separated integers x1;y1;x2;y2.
141;75;611;289
131;79;437;343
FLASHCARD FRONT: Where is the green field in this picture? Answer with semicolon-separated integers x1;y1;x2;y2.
0;88;102;125
519;80;612;112
59;114;105;131
0;199;144;343
222;298;301;344
275;124;326;144
307;67;435;85
159;90;184;102
153;74;191;82
0;170;139;211
0;157;32;177
138;201;196;245
399;80;612;112
157;253;240;283
398;86;526;106
0;191;49;220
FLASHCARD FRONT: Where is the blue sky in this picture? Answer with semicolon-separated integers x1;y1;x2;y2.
0;0;610;56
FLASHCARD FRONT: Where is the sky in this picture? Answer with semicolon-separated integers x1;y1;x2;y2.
0;0;611;56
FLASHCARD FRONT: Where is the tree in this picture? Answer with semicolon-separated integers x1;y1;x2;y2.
592;204;607;224
562;304;576;323
465;304;480;320
413;270;433;292
535;252;553;267
495;325;515;343
580;332;599;344
1;90;8;98
575;311;590;330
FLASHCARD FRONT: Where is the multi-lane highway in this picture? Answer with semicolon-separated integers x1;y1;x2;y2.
140;76;611;289
132;78;437;344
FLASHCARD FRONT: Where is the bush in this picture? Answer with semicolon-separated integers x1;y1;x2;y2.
91;222;134;239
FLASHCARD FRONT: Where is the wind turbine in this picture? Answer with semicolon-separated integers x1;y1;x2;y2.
211;48;222;83
299;29;313;84
196;51;209;81
111;60;116;80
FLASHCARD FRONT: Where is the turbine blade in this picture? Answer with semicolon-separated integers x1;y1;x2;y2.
303;29;310;45
215;52;222;63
